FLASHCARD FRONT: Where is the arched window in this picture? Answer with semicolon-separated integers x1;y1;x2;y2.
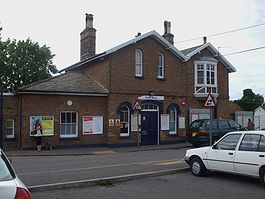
135;49;143;77
157;52;165;79
167;104;180;135
117;102;131;137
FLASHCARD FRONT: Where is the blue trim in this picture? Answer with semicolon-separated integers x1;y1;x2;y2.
117;101;132;113
167;103;181;113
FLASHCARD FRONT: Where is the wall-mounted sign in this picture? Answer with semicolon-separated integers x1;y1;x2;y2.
83;116;103;135
161;114;169;130
30;116;54;136
138;95;164;101
115;119;120;126
131;114;141;131
109;119;114;127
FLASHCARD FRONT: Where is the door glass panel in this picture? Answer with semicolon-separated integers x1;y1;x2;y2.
239;134;260;151
216;134;241;150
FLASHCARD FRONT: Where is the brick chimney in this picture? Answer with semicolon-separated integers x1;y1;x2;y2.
163;21;174;45
80;14;96;60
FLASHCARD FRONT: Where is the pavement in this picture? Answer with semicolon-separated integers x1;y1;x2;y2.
5;142;192;192
5;141;192;157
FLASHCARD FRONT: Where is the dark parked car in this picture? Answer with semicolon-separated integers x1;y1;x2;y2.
186;119;246;147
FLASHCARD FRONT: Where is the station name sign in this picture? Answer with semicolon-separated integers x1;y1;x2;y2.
138;95;164;101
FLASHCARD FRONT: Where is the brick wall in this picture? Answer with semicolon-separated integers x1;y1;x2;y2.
20;94;107;149
2;95;20;149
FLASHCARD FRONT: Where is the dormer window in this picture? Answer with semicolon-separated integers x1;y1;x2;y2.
135;49;143;77
157;52;165;79
194;58;218;97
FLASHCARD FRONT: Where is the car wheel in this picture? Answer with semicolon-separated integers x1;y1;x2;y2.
190;157;206;177
259;167;265;186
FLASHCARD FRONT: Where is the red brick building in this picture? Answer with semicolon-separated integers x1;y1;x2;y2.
1;14;242;149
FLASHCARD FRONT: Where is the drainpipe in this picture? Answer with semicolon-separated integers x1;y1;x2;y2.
0;89;3;148
19;95;23;149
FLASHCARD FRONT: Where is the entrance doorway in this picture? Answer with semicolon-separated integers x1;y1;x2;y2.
141;103;159;145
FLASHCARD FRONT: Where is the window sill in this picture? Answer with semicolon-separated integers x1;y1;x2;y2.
60;137;79;141
135;76;144;79
157;77;166;81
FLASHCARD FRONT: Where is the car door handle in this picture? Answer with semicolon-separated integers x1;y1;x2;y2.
228;153;233;155
259;155;265;158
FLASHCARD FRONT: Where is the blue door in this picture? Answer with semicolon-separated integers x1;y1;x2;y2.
141;111;158;145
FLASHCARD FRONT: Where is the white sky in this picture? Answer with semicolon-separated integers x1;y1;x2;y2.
0;0;264;100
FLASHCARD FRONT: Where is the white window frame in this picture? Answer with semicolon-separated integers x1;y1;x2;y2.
6;119;14;138
169;108;177;135
120;106;130;137
135;49;143;77
157;52;165;79
194;61;218;97
60;111;78;138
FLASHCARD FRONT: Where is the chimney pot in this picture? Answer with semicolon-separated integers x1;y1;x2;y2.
163;21;174;45
86;13;94;28
203;36;207;44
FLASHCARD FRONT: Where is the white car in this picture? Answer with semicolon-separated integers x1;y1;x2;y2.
0;148;31;199
184;131;265;186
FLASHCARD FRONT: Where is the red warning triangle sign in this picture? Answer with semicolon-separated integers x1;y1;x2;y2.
132;99;143;110
204;93;216;108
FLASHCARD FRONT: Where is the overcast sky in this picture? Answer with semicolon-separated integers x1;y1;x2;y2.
1;0;264;100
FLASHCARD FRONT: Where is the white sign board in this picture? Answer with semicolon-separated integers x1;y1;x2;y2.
138;95;164;101
131;114;141;131
179;117;185;129
161;114;169;130
83;116;103;135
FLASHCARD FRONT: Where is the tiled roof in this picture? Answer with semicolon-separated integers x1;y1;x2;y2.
180;45;203;56
18;72;108;95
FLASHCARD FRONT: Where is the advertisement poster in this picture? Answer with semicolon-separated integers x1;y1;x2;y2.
83;116;103;135
30;116;54;136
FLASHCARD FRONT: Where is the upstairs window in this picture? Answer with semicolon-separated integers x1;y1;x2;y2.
157;52;165;79
135;49;143;77
194;60;217;97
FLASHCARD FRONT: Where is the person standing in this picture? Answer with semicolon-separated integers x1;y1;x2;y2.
247;118;255;130
32;120;43;151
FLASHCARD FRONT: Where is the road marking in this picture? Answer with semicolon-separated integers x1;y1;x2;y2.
93;150;117;155
18;159;184;176
153;160;184;165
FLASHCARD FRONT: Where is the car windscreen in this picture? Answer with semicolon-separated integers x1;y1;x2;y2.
190;120;206;130
0;152;14;181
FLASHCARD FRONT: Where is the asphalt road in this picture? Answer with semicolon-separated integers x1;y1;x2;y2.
10;148;187;187
31;171;265;199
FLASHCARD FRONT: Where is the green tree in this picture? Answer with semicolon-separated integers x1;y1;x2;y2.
0;38;57;92
234;89;264;111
